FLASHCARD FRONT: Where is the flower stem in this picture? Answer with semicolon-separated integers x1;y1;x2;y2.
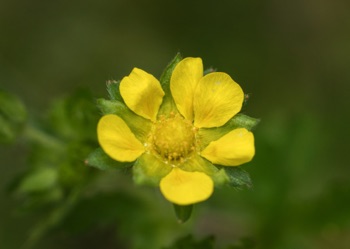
23;125;65;150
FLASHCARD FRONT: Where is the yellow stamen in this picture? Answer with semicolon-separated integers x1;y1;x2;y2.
151;114;196;163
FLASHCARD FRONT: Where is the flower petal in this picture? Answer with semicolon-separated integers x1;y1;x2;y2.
201;128;255;166
193;72;244;128
97;99;152;143
97;114;145;162
170;57;203;121
120;68;164;121
160;168;214;205
133;153;172;186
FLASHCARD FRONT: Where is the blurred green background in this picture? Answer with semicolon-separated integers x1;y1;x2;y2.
1;0;350;248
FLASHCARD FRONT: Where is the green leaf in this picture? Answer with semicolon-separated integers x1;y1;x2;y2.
85;148;132;170
0;90;27;143
224;167;253;189
22;188;81;249
173;204;193;223
96;98;152;142
17;167;58;193
48;89;99;140
106;79;124;102
158;53;183;116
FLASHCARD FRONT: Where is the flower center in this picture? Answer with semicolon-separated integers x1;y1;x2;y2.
152;114;196;162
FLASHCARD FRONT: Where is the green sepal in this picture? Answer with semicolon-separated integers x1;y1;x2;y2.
96;98;152;142
132;153;172;186
157;53;183;116
106;80;124;102
203;67;216;75
212;168;230;185
181;155;228;185
229;113;260;131
223;167;253;189
197;113;260;150
0;90;27;143
85;147;132;170
173;203;193;223
159;52;182;94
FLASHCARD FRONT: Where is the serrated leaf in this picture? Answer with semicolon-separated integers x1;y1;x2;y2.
173;204;193;223
85;147;132;170
224;167;253;189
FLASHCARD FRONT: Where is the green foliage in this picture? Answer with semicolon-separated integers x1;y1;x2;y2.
7;89;100;247
59;189;183;249
48;89;99;141
17;167;58;193
0;90;27;143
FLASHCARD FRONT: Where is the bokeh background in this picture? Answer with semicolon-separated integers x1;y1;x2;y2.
1;0;350;248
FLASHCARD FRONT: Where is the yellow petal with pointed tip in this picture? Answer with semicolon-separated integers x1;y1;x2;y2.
201;128;254;166
170;57;203;121
193;72;244;128
120;68;164;121
97;114;145;162
160;168;214;205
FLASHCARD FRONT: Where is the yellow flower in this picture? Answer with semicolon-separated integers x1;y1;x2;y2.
97;57;255;205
